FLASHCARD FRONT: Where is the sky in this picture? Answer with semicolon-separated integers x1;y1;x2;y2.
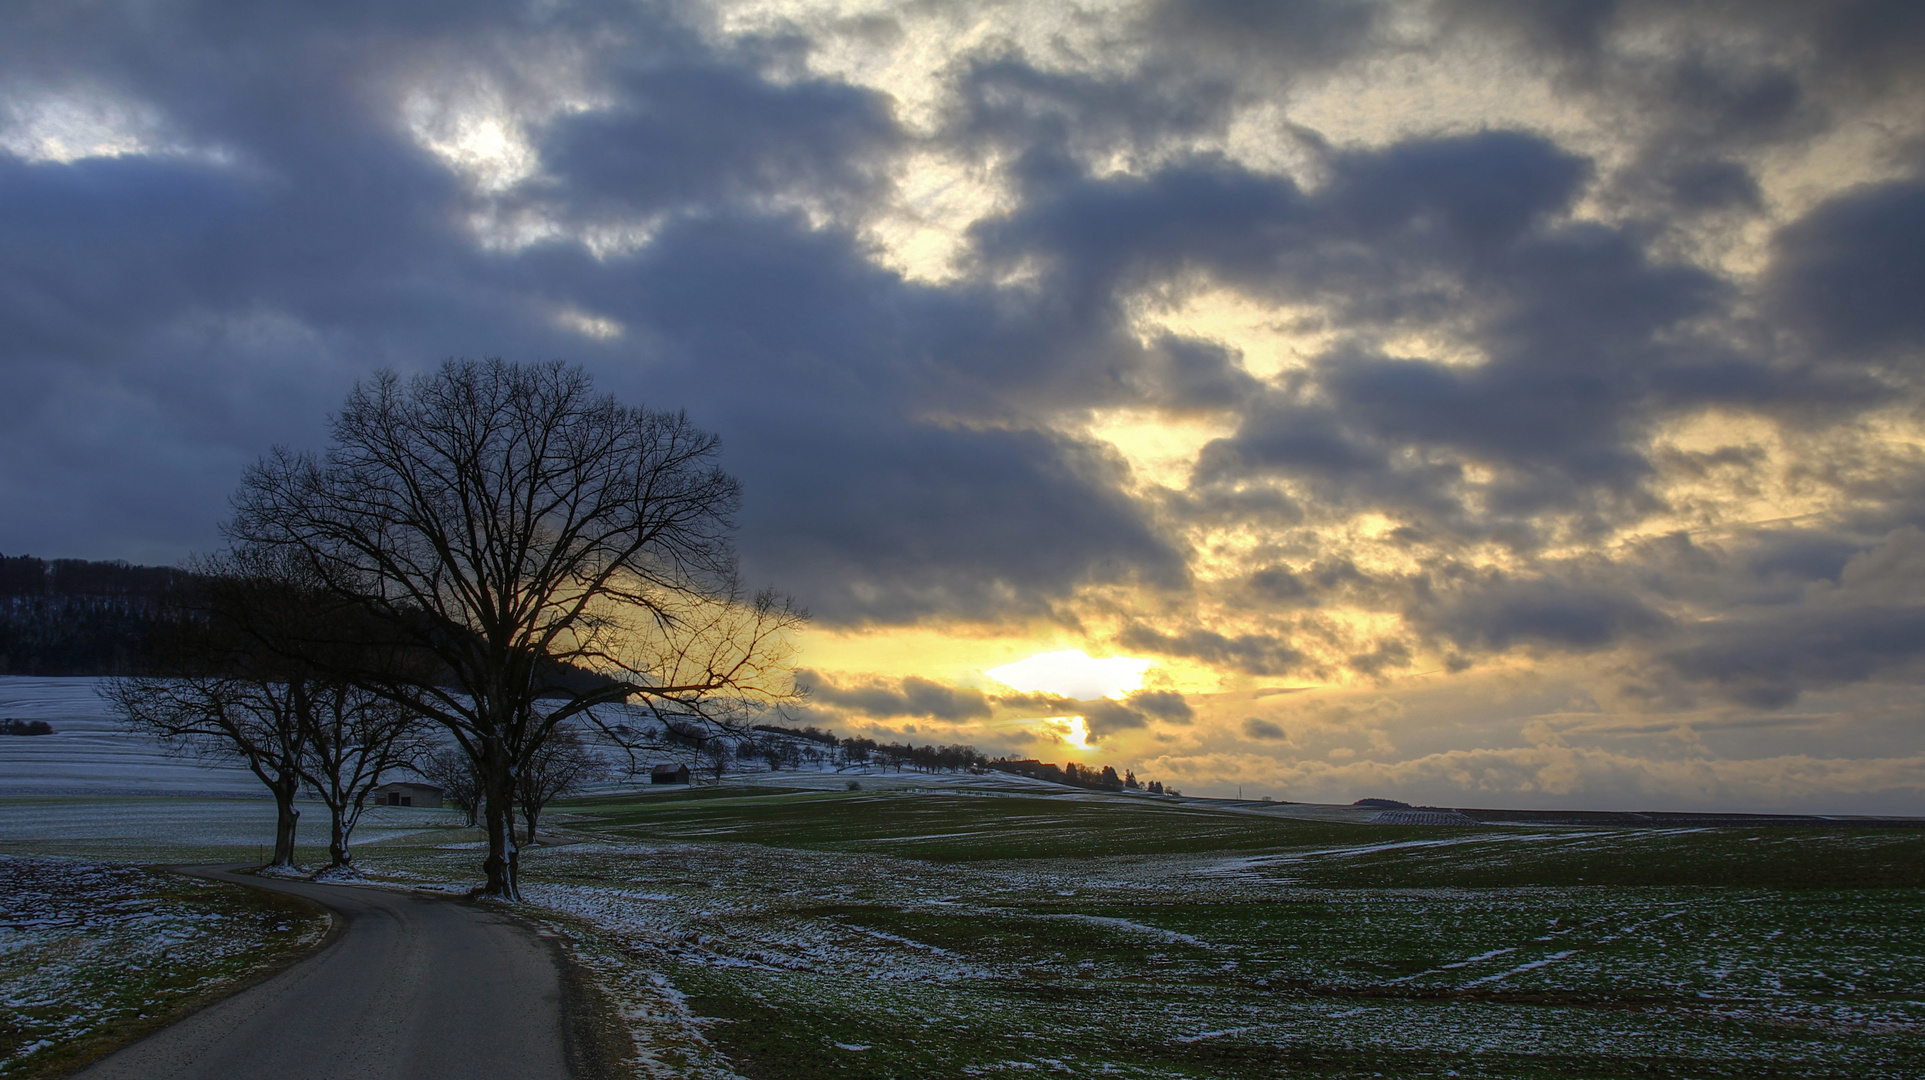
3;0;1923;812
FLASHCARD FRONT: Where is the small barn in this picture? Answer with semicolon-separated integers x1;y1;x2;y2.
650;763;691;786
365;781;444;808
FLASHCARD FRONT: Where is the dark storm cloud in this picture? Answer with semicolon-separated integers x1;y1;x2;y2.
966;125;1884;548
1743;532;1865;591
5;0;1925;721
988;688;1191;740
535;57;900;216
1423;578;1672;653
569;214;1186;621
1126;689;1193;724
949;53;1235;171
1079;698;1149;739
1441;0;1925;97
1247;566;1311;604
1241;717;1287;741
1117;624;1303;676
1151;0;1379;56
1663;606;1925;709
991;691;1081;713
1434;0;1923;225
0;0;1193;621
1769;180;1925;359
797;669;991;721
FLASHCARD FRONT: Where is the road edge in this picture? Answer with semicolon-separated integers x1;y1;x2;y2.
41;865;340;1080
499;903;637;1080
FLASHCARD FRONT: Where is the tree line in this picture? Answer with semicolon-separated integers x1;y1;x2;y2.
744;722;1172;794
0;555;193;675
747;724;988;774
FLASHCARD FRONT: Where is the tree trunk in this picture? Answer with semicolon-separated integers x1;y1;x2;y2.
269;774;301;868
328;808;352;869
480;744;520;900
523;802;540;847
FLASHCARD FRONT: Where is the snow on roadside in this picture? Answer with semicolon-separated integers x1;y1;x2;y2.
0;855;328;1075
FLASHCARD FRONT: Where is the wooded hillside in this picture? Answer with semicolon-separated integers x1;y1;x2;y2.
0;554;191;675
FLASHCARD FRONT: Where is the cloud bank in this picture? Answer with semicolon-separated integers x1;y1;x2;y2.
3;0;1921;808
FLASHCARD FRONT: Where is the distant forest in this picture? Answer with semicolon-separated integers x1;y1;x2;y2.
0;554;191;675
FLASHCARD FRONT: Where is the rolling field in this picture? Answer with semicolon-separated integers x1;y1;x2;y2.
524;785;1925;1079
2;776;1920;1077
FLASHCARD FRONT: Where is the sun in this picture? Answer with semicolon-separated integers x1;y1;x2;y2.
1057;716;1092;749
987;649;1153;700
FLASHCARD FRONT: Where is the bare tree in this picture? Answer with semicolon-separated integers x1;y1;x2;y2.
754;734;794;772
104;550;430;873
104;675;307;869
417;745;481;826
516;726;606;843
296;681;428;872
697;737;733;785
228;359;804;898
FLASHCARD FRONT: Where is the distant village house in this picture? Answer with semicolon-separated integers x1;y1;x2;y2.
364;781;443;808
650;763;691;785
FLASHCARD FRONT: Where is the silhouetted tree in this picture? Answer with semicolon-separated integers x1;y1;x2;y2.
418;746;482;827
516;726;606;843
297;681;429;871
104;674;307;868
698;737;733;785
228;360;804;898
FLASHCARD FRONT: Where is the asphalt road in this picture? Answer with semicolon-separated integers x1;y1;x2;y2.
72;867;574;1080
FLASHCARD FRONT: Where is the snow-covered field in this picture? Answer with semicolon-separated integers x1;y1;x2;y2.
301;783;1925;1079
0;677;261;798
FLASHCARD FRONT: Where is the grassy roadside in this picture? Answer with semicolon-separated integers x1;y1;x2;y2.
0;858;332;1079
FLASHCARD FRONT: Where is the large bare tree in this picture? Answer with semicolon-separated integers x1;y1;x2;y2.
228;359;803;898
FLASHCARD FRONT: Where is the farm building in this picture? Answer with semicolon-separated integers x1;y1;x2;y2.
650;763;690;785
364;781;443;807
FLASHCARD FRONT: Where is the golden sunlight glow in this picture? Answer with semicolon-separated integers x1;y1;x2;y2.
1085;409;1238;490
1136;289;1328;381
401;92;539;194
1055;716;1092;750
988;649;1153;700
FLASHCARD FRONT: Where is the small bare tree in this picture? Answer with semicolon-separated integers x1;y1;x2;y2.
296;681;428;872
417;745;482;826
105;675;308;868
228;359;805;899
698;737;733;786
516;726;606;843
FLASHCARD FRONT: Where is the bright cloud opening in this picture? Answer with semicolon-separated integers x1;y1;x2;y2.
1060;716;1091;749
1034;716;1091;750
988;649;1153;701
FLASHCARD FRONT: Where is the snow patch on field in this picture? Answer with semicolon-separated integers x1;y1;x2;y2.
1040;914;1213;949
0;855;327;1074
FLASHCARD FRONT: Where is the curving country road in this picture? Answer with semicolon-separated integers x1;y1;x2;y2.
73;867;575;1080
